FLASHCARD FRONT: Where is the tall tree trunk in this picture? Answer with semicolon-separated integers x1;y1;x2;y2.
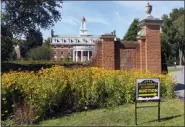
179;48;182;65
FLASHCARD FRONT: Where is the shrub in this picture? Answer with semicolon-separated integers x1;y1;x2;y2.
1;66;175;124
27;45;54;60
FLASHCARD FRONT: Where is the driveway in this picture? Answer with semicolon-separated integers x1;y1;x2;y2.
169;66;185;99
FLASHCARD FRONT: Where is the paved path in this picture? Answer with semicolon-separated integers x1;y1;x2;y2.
169;67;185;99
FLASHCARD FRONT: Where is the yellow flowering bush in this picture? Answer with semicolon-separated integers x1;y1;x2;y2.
1;66;175;122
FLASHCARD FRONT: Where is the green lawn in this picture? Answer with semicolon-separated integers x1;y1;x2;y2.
38;99;184;126
168;67;182;73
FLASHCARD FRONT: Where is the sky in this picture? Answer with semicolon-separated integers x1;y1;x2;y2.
41;1;184;40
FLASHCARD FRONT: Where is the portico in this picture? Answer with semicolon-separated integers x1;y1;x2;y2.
73;46;94;62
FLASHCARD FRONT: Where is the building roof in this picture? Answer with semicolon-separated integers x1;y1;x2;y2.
53;35;100;38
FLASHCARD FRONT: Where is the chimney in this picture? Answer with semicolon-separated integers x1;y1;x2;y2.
113;30;116;35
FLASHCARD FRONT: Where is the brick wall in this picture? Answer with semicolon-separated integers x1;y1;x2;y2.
120;49;136;70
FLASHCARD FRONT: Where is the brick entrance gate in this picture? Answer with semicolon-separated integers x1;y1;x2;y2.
90;15;163;74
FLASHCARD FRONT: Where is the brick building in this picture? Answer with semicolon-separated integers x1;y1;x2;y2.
50;17;101;62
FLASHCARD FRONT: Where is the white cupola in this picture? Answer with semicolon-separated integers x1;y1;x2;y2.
80;16;88;36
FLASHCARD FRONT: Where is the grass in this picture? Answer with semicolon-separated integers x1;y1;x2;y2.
168;67;182;73
38;98;184;126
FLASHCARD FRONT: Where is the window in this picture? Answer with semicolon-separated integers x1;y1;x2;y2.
61;50;63;55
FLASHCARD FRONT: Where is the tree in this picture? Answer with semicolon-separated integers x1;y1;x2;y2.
161;8;185;65
28;45;54;60
123;19;140;41
1;24;14;61
174;14;185;65
116;37;121;42
2;0;63;36
25;29;43;50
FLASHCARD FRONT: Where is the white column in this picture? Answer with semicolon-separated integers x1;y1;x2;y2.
76;51;78;62
73;50;75;62
81;50;83;62
88;51;90;61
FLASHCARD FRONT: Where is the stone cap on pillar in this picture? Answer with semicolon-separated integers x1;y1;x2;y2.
100;34;116;39
138;19;163;28
138;2;163;28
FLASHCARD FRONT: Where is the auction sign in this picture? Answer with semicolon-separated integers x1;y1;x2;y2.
135;78;160;125
136;78;160;101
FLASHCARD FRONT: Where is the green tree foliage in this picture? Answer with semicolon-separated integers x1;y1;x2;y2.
174;14;185;64
2;0;63;36
18;29;43;59
25;29;43;49
1;24;14;61
116;37;121;42
28;45;54;60
161;8;185;65
123;19;140;41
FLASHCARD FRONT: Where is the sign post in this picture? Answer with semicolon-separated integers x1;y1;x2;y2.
135;78;160;125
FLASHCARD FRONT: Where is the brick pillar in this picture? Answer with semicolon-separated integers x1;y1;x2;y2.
101;34;116;70
145;25;162;73
138;19;163;73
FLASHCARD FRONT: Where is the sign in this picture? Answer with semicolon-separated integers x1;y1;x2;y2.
135;78;161;125
136;78;160;101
